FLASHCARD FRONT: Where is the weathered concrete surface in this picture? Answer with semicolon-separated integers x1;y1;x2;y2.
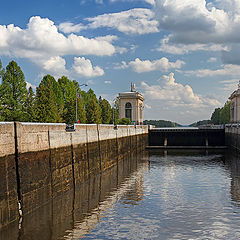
18;151;52;214
0;122;148;229
225;126;240;151
0;149;148;240
16;123;50;154
0;123;15;158
0;155;18;229
16;133;148;217
0;122;148;155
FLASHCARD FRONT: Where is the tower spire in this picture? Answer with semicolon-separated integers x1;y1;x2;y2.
131;82;136;92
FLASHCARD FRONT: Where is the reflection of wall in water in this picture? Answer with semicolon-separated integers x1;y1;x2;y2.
0;155;18;229
0;122;148;229
0;150;148;240
226;152;240;205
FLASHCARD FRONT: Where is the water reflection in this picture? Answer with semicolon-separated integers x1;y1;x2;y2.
0;151;148;240
224;150;240;206
76;150;240;240
3;150;240;239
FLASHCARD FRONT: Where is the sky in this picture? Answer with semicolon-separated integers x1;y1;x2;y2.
0;0;240;125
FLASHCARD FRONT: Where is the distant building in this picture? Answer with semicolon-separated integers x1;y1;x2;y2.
118;83;144;125
229;81;240;123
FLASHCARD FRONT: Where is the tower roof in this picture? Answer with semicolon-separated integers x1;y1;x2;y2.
118;83;144;101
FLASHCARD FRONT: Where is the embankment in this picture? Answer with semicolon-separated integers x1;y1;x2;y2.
0;122;148;229
225;125;240;151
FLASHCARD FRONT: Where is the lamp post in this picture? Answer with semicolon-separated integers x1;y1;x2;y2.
76;83;88;123
112;97;117;125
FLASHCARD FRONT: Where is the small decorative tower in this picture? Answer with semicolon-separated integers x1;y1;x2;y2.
118;83;144;125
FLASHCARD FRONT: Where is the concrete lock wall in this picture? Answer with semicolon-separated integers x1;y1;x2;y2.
225;126;240;151
0;122;15;158
0;122;148;229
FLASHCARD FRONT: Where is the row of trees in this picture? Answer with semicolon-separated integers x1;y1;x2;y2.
210;101;230;125
143;120;180;127
0;60;120;124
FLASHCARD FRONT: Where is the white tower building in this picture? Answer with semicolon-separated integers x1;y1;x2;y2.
118;83;144;125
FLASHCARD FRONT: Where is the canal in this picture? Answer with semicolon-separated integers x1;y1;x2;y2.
1;149;240;239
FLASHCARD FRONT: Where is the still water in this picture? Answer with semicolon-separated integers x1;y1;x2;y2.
2;150;240;240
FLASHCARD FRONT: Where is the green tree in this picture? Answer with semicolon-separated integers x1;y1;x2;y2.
211;108;221;125
0;59;4;79
85;89;102;124
0;60;28;121
64;98;76;124
64;96;87;124
118;118;131;125
143;120;181;127
220;101;230;124
58;76;76;102
58;77;87;123
77;96;87;123
58;76;76;123
99;97;112;124
25;87;37;122
111;98;119;124
35;75;59;123
0;60;4;121
46;75;64;122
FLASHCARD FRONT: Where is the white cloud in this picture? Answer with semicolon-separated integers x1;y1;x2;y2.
154;0;230;43
145;0;155;5
86;79;94;85
104;80;112;84
153;0;240;59
86;8;159;35
158;36;229;55
140;73;220;124
42;56;68;77
215;0;240;15
141;73;203;106
182;64;240;77
0;16;117;79
109;0;155;4
72;57;104;77
0;16;116;66
129;57;185;73
144;103;152;109
219;79;239;92
113;61;128;70
26;82;36;90
130;44;138;53
208;57;217;63
58;22;86;34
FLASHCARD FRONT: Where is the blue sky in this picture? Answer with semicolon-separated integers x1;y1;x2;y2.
1;0;240;124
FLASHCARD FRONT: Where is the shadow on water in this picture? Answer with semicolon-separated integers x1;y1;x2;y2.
0;150;148;240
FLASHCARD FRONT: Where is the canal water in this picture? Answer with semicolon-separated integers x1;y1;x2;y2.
1;150;240;239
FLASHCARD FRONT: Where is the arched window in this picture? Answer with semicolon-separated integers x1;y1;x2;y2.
125;102;132;121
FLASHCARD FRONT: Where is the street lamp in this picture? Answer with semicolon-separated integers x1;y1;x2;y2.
76;83;88;123
112;97;117;125
112;97;119;130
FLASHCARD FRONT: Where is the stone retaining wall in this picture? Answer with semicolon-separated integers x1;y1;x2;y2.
0;122;148;229
225;126;240;151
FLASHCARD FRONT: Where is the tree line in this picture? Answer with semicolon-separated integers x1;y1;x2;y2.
210;101;230;125
0;60;121;124
143;120;181;127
